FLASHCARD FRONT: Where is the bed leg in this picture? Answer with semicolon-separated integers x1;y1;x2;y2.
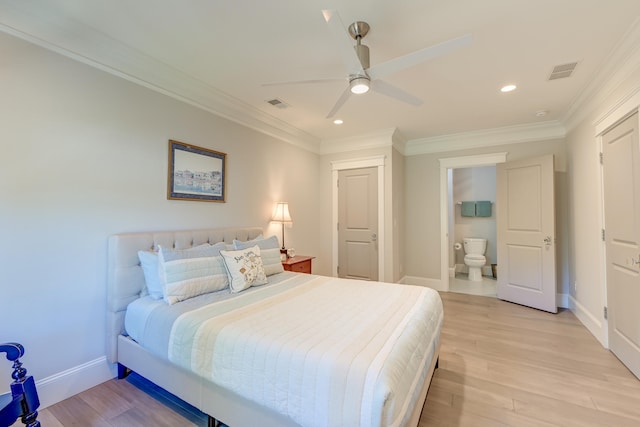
117;363;131;379
435;357;439;370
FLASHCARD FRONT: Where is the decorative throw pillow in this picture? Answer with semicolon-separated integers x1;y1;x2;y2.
158;242;228;304
220;246;268;293
233;235;284;276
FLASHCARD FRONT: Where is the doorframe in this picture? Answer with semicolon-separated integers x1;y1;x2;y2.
439;152;508;291
594;90;640;348
331;155;386;280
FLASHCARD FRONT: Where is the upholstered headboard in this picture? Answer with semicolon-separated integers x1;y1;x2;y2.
106;227;263;363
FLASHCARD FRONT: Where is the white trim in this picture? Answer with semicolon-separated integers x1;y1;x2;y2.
557;293;569;309
405;122;565;156
0;4;320;152
594;91;640;136
331;156;386;280
319;129;397;155
439;153;508;291
399;275;446;292
592;91;640;350
565;18;640;133
569;295;607;348
598;135;610;349
34;357;113;409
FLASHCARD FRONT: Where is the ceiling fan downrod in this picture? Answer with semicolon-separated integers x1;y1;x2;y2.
348;21;370;70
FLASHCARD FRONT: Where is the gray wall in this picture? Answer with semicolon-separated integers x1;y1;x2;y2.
0;32;321;390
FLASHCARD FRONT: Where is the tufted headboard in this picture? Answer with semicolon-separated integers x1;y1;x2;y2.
106;227;263;364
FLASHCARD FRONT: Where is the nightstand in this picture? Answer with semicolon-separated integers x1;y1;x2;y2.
282;255;315;274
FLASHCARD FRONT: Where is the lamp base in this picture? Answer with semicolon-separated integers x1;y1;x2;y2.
280;248;288;261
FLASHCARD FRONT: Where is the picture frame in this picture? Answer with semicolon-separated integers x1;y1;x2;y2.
167;140;226;202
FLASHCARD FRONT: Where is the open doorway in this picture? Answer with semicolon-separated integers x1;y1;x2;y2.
448;166;498;298
438;153;508;293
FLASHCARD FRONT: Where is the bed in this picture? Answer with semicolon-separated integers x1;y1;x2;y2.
107;227;443;427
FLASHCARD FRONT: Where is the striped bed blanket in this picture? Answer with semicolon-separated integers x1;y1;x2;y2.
167;274;443;427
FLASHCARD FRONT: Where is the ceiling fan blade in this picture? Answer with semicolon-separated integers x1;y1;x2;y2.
370;79;423;106
368;34;472;80
262;78;344;87
326;86;352;118
322;9;364;75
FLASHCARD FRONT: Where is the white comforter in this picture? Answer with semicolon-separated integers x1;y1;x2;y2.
167;274;443;427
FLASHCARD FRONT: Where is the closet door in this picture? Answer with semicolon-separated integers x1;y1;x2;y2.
337;167;378;281
602;112;640;379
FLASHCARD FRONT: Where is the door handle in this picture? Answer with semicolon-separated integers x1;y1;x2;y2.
633;254;640;265
371;233;377;242
543;236;552;246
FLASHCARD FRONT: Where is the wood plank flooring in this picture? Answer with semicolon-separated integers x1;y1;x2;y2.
22;292;640;426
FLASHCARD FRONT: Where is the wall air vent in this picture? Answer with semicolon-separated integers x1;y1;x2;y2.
266;98;290;109
548;62;578;80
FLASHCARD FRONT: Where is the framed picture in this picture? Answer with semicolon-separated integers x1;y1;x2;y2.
167;140;226;202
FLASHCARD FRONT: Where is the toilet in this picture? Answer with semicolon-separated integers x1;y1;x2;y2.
463;238;487;281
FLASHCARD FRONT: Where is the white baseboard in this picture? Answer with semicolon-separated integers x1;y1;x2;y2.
400;275;446;291
569;295;608;348
35;356;114;409
557;292;569;309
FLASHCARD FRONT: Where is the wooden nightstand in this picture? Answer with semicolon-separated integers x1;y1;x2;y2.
282;255;315;274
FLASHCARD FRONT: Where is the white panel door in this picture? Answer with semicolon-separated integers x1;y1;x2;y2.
497;155;557;313
602;112;640;379
338;167;378;280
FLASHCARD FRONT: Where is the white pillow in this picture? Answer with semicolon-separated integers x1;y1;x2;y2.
138;243;213;300
138;250;163;299
233;235;284;276
158;242;228;304
220;246;268;293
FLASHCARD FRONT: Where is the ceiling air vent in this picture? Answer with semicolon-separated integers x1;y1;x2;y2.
266;98;289;109
548;62;578;80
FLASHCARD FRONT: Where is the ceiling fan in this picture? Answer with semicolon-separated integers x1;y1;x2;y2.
264;10;473;119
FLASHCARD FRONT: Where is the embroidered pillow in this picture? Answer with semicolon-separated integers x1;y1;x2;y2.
220;246;268;293
158;242;228;304
233;235;284;276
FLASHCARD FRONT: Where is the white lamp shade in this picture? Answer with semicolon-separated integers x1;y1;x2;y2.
271;202;292;223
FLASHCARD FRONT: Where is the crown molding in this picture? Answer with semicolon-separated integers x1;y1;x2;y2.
318;128;398;155
404;121;566;156
564;17;640;133
0;1;320;152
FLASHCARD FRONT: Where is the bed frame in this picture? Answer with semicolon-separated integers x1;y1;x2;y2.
107;226;439;427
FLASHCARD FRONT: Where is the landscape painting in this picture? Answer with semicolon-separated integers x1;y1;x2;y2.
167;140;226;202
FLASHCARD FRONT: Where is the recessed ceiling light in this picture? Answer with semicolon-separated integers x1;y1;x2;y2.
501;84;517;93
535;110;548;117
333;119;344;125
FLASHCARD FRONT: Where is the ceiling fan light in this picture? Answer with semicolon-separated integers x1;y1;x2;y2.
350;77;370;94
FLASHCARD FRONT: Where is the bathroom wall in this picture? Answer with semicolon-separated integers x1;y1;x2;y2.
452;166;497;270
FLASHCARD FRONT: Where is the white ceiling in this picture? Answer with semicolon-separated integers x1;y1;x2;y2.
2;0;640;149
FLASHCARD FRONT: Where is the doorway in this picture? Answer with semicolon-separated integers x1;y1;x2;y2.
439;153;508;293
331;155;386;280
448;165;498;298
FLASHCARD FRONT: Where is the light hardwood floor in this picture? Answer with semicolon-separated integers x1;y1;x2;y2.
24;292;640;426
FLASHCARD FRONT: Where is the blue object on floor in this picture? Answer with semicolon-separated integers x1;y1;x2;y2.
461;201;476;217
